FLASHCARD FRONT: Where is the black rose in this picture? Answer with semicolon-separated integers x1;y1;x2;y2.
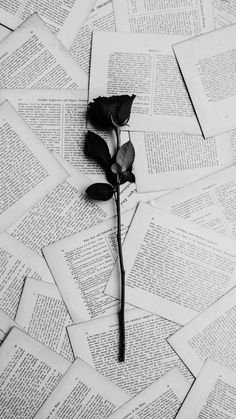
87;95;136;129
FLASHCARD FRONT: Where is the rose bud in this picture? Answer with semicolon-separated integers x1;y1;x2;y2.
87;95;136;129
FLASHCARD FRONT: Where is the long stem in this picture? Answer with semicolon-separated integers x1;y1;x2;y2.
114;126;125;362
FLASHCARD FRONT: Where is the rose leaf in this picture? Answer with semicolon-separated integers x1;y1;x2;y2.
116;141;135;172
84;131;111;170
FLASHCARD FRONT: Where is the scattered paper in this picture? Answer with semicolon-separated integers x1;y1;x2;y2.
0;24;11;42
214;0;236;28
15;278;74;361
106;202;236;324
68;308;193;397
0;232;53;319
168;286;236;376
109;367;190;419
113;0;214;35
154;165;236;238
43;210;134;322
132;130;233;192
176;359;236;418
173;23;236;137
0;327;70;418
8;175;112;254
70;0;116;74
0;101;67;232
0;14;87;89
89;31;202;134
0;309;19;345
34;358;130;419
0;0;96;49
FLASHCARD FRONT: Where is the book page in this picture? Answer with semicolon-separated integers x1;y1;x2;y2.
43;210;134;322
229;128;236;163
214;0;236;28
67;309;193;397
0;89;138;179
52;128;131;175
70;0;116;74
0;88;90;174
0;101;67;232
89;31;201;134
132;131;233;192
15;278;74;362
106;202;236;325
51;137;170;209
0;309;19;345
116;183;170;212
109;368;190;419
176;359;236;418
0;24;11;42
8;175;112;254
173;23;236;137
113;0;214;35
153;165;236;238
0;0;96;49
168;286;236;376
0;13;87;90
0;232;53;319
0;327;70;419
34;358;130;419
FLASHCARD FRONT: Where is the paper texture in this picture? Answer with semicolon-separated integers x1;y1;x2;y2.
0;309;19;345
176;359;236;418
132;131;233;192
0;327;70;418
53;149;169;209
43;210;134;322
109;368;190;419
15;278;74;361
0;0;96;49
0;88;90;173
173;23;236;137
68;308;193;397
0;24;11;42
89;31;202;134
113;0;214;35
8;175;112;254
118;184;170;211
0;101;67;231
168;286;236;376
229;128;236;163
154;165;236;238
106;202;236;325
34;358;130;419
214;0;236;28
0;89;140;181
0;232;53;319
0;13;87;89
70;0;116;74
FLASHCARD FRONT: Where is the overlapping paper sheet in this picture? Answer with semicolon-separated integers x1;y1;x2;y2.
105;202;236;324
0;14;87;89
173;23;236;137
0;0;96;49
176;359;236;418
68;308;193;397
2;1;236;418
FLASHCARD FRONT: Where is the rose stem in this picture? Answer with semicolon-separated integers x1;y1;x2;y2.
114;125;125;362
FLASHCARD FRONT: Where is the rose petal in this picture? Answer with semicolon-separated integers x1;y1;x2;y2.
116;95;136;126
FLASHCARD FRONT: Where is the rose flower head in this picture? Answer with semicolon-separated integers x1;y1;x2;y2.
87;95;136;129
